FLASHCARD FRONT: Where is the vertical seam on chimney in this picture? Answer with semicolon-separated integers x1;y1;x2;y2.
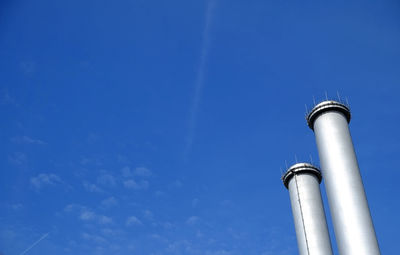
294;174;311;255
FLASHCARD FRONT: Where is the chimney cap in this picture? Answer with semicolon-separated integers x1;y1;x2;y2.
282;163;322;189
306;100;351;130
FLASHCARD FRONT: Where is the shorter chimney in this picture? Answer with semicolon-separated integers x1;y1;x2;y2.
282;163;333;255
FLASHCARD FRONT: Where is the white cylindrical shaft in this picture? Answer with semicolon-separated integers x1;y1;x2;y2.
283;164;333;255
309;101;380;255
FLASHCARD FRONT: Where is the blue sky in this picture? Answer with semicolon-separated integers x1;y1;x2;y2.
1;0;400;254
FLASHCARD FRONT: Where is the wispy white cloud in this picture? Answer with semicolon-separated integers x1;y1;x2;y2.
65;204;113;225
134;167;152;177
121;166;152;178
81;232;107;244
186;216;200;225
143;210;154;221
126;216;142;226
80;156;103;166
30;173;62;190
123;179;149;190
80;209;96;221
11;136;46;145
97;173;116;187
8;152;27;166
149;233;169;243
101;197;118;208
205;250;232;255
164;238;234;255
162;222;175;229
184;0;217;158
82;182;103;193
166;240;194;254
101;228;121;237
98;215;113;225
64;204;79;212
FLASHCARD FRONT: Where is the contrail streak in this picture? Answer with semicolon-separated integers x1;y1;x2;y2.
184;0;217;158
19;233;49;255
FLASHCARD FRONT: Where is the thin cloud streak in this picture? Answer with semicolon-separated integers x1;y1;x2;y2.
184;0;217;158
30;173;62;190
19;233;49;255
11;136;46;145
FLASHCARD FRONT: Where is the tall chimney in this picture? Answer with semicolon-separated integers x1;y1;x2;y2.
282;163;333;255
307;100;380;255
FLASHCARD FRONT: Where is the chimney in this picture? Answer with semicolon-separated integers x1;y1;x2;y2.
307;100;380;254
282;163;333;255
